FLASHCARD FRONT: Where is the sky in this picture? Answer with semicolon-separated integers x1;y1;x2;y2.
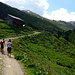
0;0;75;22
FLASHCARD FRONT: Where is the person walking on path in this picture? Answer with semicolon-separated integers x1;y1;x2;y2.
0;39;5;54
7;39;12;57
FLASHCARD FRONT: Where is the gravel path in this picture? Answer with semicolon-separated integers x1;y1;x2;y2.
0;51;3;75
2;40;25;75
0;32;40;75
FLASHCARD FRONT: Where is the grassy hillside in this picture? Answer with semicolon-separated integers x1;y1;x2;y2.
62;29;75;45
12;32;75;75
0;2;61;32
0;19;33;38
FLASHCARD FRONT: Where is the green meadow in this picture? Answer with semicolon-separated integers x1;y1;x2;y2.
12;32;75;75
0;19;33;38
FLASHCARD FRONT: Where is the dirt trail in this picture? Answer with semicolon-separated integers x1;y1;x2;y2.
3;40;24;75
0;52;3;74
0;32;40;75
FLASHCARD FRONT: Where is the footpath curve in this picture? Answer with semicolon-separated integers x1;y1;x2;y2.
0;32;41;75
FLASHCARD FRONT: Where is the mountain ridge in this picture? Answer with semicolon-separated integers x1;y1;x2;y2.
22;9;75;30
0;2;62;32
21;9;75;31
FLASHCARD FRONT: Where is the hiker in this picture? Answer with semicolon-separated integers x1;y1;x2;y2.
0;39;5;54
7;39;12;57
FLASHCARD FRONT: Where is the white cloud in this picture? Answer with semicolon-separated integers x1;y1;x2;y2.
1;0;75;21
0;0;25;2
0;0;49;15
43;8;75;22
34;0;49;10
19;6;25;9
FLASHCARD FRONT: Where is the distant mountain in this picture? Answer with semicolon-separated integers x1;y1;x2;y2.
0;2;61;32
22;10;75;31
49;20;75;31
69;21;75;26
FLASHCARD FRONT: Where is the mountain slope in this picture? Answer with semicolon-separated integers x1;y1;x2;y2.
0;2;61;32
0;19;33;38
12;32;75;75
50;20;75;31
69;21;75;27
22;10;75;31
